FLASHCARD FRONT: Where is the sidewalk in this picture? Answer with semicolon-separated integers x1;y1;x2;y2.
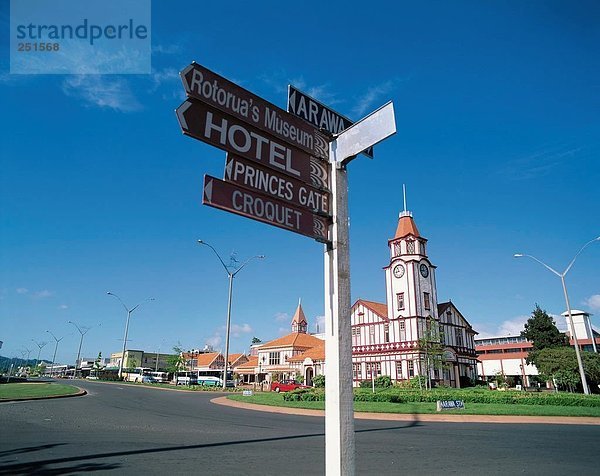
212;396;600;425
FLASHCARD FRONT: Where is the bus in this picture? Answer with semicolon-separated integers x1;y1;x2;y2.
196;370;235;387
149;371;169;383
123;367;153;382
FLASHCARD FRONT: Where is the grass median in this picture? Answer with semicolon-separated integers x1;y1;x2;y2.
228;391;600;417
0;382;81;400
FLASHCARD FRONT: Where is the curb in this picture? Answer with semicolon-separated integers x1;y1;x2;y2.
0;386;87;403
211;396;600;425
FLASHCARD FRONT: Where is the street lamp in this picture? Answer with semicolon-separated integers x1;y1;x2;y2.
31;339;47;371
514;236;600;395
68;321;98;378
107;292;155;379
198;240;265;390
46;330;64;378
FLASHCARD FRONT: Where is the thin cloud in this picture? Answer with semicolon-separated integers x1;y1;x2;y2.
351;79;397;117
584;294;600;312
58;304;69;310
274;312;289;323
314;315;325;333
16;287;29;295
475;315;529;339
205;333;222;350
231;323;253;337
62;75;142;112
33;290;53;299
499;145;584;181
152;44;181;55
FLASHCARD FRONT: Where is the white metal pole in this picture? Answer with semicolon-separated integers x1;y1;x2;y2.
325;159;355;476
560;275;590;395
223;272;234;390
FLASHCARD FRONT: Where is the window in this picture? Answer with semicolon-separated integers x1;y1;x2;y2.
399;321;406;341
353;363;361;380
406;239;415;254
439;325;445;344
366;362;381;378
357;312;364;324
423;292;431;310
455;328;464;347
352;327;361;346
407;360;414;377
396;292;405;310
268;352;280;365
384;324;390;343
395;361;404;380
419;240;426;255
369;325;375;344
393;242;401;256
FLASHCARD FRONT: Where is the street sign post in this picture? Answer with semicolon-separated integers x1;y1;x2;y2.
224;154;330;216
202;175;330;241
287;85;373;159
176;99;329;190
180;63;329;160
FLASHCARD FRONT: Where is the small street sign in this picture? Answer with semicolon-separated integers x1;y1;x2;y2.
202;175;330;242
176;99;329;189
225;153;330;216
180;63;330;160
331;101;396;165
287;85;373;159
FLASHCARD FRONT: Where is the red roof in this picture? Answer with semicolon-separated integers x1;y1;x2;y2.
394;215;420;239
287;341;325;362
291;302;308;325
259;332;323;350
353;299;389;321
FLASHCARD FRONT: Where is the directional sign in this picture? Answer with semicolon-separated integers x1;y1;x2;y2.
225;154;330;216
287;85;373;159
331;101;396;165
180;63;329;160
176;99;329;189
202;175;330;242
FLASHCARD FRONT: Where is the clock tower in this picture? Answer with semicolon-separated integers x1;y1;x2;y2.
385;207;438;342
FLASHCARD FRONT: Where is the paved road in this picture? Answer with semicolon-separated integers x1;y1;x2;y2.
1;380;598;475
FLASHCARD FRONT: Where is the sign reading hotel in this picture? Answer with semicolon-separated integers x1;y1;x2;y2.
180;63;329;160
176;61;331;243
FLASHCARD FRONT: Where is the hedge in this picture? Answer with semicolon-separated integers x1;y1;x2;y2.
284;387;600;407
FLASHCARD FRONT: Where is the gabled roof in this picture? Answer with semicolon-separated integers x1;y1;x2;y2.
228;353;247;366
258;332;323;350
394;214;421;240
353;299;389;322
195;352;222;367
287;340;325;362
438;301;478;335
234;356;257;370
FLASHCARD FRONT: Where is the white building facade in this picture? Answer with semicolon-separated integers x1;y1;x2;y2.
350;209;478;387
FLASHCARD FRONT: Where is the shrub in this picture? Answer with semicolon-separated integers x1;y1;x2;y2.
312;374;325;388
409;376;426;388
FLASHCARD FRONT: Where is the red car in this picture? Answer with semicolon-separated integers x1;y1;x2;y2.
270;380;308;392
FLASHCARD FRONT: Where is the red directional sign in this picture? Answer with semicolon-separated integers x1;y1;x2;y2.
180;63;329;161
224;154;330;216
176;99;329;190
202;175;330;242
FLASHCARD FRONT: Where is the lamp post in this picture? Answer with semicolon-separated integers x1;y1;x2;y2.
107;292;154;379
198;240;265;390
31;339;47;373
46;331;64;378
69;321;97;378
514;236;600;395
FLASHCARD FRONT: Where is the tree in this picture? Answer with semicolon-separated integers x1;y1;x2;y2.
312;374;325;388
534;347;600;392
251;337;262;345
417;316;446;390
166;345;185;382
521;304;568;365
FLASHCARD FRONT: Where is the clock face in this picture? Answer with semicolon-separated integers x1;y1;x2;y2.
420;264;429;278
393;264;405;278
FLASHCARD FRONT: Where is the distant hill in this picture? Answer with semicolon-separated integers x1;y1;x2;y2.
0;355;50;372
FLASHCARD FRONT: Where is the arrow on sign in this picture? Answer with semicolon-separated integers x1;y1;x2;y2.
175;100;192;130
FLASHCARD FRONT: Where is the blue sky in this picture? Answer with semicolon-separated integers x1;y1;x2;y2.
1;1;599;365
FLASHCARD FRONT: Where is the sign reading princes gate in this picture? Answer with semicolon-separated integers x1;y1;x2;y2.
176;62;331;242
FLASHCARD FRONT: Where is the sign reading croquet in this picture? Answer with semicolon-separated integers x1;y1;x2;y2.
176;62;331;242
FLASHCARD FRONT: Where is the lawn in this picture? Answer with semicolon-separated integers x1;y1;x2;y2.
228;391;600;417
0;382;81;400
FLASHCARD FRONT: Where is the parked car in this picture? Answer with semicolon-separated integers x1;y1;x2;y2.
270;380;308;393
141;375;157;384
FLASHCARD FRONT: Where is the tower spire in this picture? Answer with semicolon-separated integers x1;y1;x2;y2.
400;184;412;218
